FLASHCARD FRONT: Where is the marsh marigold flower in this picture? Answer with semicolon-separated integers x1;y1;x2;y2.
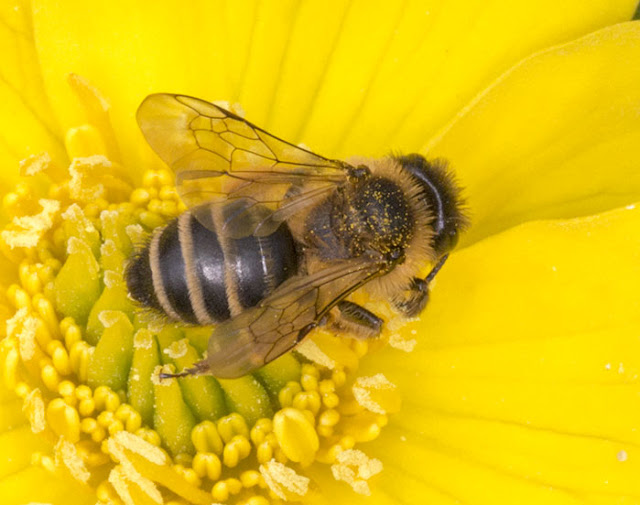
2;1;640;504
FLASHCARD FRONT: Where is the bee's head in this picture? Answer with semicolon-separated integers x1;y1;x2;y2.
395;154;468;257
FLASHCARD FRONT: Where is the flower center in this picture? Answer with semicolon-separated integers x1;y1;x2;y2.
1;126;408;503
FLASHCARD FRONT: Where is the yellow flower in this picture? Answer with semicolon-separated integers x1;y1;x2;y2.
2;1;640;504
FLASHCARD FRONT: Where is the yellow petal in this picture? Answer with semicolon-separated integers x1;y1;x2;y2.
0;1;66;187
428;21;640;245
31;0;637;173
360;202;640;503
0;467;94;505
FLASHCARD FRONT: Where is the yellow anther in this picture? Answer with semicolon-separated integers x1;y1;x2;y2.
226;478;243;495
91;425;107;443
41;363;61;391
192;452;222;480
14;381;30;398
52;345;73;375
96;481;116;503
223;435;252;468
124;410;142;432
148;198;162;214
69;341;91;381
94;386;121;412
318;379;335;395
76;439;110;466
256;442;274;464
292;390;321;415
47;397;81;442
319;409;340;428
300;373;318;392
159;185;178;200
107;419;124;436
4;347;20;389
64;323;82;348
45;256;61;270
217;413;249;443
6;284;18;303
58;379;76;398
97;410;115;428
250;418;273;445
159;200;178;216
317;425;333;438
322;392;340;409
351;339;369;357
278;381;302;408
272;408;319;466
81;417;98;433
75;384;92;400
135;427;162;446
46;338;62;356
59;316;74;334
3;191;20;211
340;435;356;449
130;188;151;205
192;420;224;455
158;170;173;186
34;296;60;338
35;263;56;284
174;464;202;487
240;470;261;488
40;454;56;473
14;287;32;310
142;170;158;187
332;369;347;388
212;481;230;502
301;364;319;378
139;210;165;229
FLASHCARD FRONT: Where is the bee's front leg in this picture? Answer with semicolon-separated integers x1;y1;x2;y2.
393;254;449;317
327;300;383;339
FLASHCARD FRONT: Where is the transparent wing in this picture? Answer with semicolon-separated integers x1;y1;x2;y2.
199;256;388;378
137;93;351;237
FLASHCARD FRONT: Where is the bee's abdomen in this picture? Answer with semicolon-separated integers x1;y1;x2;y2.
126;211;298;325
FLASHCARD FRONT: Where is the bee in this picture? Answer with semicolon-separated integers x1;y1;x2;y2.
126;94;468;379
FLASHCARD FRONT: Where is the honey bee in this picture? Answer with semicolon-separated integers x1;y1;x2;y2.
126;94;468;379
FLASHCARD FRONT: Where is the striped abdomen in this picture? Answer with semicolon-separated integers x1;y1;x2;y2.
126;210;299;324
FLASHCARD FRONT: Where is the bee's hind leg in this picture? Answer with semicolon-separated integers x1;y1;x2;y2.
328;301;383;339
393;254;449;317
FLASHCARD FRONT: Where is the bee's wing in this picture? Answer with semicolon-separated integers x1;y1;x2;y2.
196;257;387;378
137;93;350;238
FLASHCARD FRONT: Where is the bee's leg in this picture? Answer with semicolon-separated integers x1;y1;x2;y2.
393;254;449;317
328;300;383;339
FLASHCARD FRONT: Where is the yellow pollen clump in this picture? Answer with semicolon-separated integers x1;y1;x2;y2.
19;151;51;176
273;407;319;466
1;199;60;249
259;460;310;501
165;338;189;359
23;387;46;432
55;437;91;483
331;449;383;496
352;373;402;414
